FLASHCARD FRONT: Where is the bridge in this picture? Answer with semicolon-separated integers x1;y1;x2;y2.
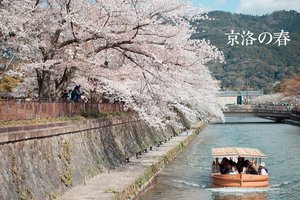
223;105;298;123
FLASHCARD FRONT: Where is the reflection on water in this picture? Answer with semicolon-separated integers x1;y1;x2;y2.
212;192;267;200
209;187;269;200
141;117;300;200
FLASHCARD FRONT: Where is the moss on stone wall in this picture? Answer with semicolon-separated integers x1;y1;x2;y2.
19;189;34;200
9;154;35;200
59;141;73;187
60;167;73;187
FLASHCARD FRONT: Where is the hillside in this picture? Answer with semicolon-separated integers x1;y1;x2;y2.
192;10;300;93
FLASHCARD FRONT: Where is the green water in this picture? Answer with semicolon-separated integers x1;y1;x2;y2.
142;117;300;200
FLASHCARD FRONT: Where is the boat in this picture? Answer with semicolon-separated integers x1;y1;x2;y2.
211;147;269;188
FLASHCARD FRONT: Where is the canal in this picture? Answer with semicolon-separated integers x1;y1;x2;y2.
141;116;300;200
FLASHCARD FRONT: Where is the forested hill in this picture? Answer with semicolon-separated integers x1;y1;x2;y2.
191;10;300;93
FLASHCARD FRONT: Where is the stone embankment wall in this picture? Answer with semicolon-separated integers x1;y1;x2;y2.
116;122;205;200
291;110;300;120
0;116;177;200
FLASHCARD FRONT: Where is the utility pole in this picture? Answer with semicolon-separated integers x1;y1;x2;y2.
246;79;248;105
244;70;250;105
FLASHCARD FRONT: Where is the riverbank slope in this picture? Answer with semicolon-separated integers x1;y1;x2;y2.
58;122;205;200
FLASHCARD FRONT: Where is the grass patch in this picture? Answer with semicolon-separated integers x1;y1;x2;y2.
81;111;130;118
0;116;83;128
103;188;119;194
0;111;137;128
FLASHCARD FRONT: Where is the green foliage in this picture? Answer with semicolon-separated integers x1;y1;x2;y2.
134;177;143;188
192;10;300;93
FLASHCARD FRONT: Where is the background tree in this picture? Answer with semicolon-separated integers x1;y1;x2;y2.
279;76;300;96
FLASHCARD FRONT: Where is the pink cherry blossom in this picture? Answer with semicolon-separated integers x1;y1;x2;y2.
1;0;224;126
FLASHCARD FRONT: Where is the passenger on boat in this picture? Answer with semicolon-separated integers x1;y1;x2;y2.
216;159;220;173
246;160;258;174
258;162;268;175
241;166;248;174
212;161;217;173
220;157;231;174
237;157;245;173
229;166;239;174
212;158;221;173
229;158;236;168
219;158;225;174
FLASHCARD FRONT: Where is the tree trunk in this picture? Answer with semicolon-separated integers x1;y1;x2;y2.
36;69;51;99
36;66;75;99
54;66;76;97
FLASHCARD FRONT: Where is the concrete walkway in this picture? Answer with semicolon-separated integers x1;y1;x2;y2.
58;130;194;200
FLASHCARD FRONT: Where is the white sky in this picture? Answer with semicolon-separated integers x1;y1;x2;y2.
238;0;300;15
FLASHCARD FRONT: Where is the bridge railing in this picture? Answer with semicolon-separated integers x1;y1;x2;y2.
223;105;255;113
291;110;300;115
253;106;290;112
0;99;125;122
224;104;292;113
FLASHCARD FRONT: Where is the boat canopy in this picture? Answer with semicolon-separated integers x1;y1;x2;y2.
212;147;266;158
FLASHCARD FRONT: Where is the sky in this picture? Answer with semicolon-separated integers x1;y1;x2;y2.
192;0;300;15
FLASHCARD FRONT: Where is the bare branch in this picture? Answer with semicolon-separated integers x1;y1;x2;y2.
39;46;48;62
58;39;78;48
94;40;133;53
103;13;110;27
65;0;77;40
51;29;62;44
35;0;40;7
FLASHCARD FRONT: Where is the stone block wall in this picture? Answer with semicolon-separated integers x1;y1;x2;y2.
0;116;175;200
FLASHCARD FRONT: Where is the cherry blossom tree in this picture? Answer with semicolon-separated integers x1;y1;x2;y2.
0;0;224;126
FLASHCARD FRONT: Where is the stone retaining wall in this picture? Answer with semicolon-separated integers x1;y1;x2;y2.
0;116;177;200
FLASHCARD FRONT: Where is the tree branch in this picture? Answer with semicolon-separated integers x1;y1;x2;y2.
58;39;78;48
35;0;40;7
94;40;133;53
39;46;48;62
